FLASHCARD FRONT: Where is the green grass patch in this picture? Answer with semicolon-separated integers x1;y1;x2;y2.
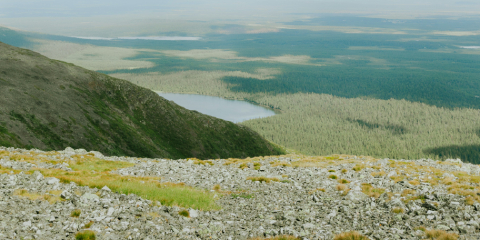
33;156;220;210
179;209;189;217
71;209;81;217
69;155;134;172
75;230;96;240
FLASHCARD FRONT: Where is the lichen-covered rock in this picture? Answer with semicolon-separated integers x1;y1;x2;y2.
1;146;480;239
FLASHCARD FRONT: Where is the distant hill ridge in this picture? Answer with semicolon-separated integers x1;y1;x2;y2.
0;41;283;159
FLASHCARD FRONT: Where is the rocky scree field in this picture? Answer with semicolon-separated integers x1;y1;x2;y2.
0;146;480;240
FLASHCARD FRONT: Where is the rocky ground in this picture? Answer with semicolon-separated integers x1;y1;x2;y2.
1;146;480;239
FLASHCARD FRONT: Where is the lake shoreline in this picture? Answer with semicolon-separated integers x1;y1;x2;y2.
155;91;278;123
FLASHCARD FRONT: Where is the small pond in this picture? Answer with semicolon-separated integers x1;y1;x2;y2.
157;92;276;123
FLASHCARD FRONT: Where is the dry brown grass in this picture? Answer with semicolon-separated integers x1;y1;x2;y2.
415;226;427;232
190;158;214;166
371;171;385;178
333;231;370;240
337;184;348;191
239;163;249;169
249;236;301;240
361;183;385;198
389;175;406;183
270;162;291;168
401;189;416;197
424;229;459;240
337;184;350;196
309;188;326;194
447;183;480;205
465;196;476;205
352;164;365;172
392;207;405;214
409;180;421;186
14;189;63;204
247;176;280;183
270;154;377;169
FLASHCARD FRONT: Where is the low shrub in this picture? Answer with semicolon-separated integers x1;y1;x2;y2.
371;171;385;178
337;184;348;192
309;188;326;194
409;179;420;186
352;164;365;172
337;184;350;195
338;179;350;184
333;231;369;240
71;209;81;218
392;207;404;214
248;235;301;240
425;229;458;240
361;183;385;198
247;176;279;183
84;221;94;229
179;209;190;217
75;230;96;240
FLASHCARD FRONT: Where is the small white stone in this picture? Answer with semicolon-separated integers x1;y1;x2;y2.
101;186;111;192
189;209;199;218
46;178;60;185
107;207;115;216
387;171;397;177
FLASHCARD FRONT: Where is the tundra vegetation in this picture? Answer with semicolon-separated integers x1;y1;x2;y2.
0;147;473;239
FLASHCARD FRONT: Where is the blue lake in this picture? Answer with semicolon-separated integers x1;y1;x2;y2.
156;92;276;123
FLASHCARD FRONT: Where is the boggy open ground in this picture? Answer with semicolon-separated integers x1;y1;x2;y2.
0;146;480;239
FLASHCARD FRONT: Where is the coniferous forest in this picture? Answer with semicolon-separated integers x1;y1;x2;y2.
2;17;480;162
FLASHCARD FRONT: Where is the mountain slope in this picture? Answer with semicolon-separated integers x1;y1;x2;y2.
0;41;283;159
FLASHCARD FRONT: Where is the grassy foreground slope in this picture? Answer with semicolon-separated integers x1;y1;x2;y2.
0;41;283;159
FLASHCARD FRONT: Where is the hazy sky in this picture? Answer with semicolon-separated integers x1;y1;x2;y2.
1;0;479;36
2;0;480;18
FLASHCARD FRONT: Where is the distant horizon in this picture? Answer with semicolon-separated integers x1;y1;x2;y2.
1;0;480;37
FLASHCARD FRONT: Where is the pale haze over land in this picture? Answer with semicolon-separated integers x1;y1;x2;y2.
1;0;480;36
